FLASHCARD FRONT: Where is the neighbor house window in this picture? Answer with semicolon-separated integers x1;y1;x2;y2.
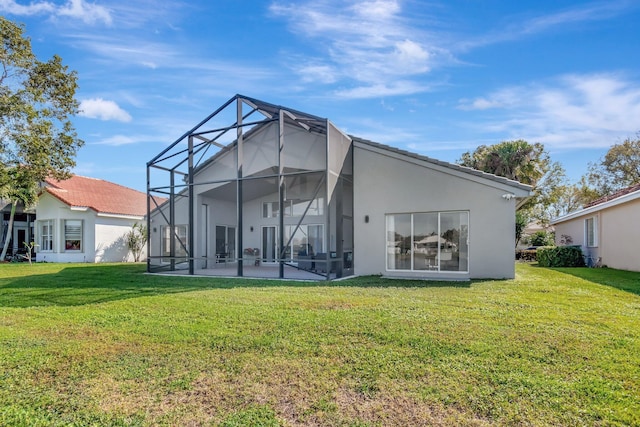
64;220;83;251
585;217;598;247
386;211;469;272
39;220;54;252
161;225;189;259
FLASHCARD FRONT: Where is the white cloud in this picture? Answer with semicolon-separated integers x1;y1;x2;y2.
68;33;178;68
335;81;431;99
351;0;400;20
57;0;112;25
0;0;54;15
460;0;636;50
270;0;447;98
92;135;139;146
458;74;640;149
296;64;339;84
0;0;111;25
458;88;521;110
79;98;132;122
93;135;139;147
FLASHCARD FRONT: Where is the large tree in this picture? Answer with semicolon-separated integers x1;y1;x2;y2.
458;140;550;186
458;140;576;230
0;17;84;259
584;135;640;199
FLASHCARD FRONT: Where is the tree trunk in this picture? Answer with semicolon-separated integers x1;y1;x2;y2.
0;201;17;261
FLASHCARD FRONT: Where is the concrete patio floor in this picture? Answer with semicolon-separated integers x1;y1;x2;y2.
152;262;335;281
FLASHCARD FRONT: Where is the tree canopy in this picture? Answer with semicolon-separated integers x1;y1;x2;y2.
458;140;580;226
458;140;549;186
584;135;640;198
0;17;84;259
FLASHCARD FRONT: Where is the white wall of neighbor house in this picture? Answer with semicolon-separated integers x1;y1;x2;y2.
352;144;524;280
555;199;640;272
553;216;589;248
600;200;640;271
35;193;97;263
95;217;143;263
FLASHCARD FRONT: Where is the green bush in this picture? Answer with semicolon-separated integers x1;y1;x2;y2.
529;231;555;247
515;249;537;262
538;246;585;267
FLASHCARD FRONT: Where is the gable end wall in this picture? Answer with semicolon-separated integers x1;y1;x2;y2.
353;145;518;279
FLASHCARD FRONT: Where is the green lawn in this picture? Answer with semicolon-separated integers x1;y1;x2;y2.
0;263;638;426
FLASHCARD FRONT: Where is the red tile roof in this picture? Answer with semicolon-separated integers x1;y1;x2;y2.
44;175;148;217
583;183;640;209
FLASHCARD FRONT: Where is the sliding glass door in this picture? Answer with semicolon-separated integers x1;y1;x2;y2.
215;225;236;262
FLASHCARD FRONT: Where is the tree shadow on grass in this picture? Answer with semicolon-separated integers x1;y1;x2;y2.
549;266;640;296
0;264;471;308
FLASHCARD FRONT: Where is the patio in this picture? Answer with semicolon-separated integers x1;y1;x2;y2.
151;262;336;280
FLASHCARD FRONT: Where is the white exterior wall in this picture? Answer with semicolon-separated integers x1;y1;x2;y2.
95;217;142;262
35;193;96;263
353;144;525;280
36;193;143;263
601;200;640;271
554;198;640;272
554;217;589;248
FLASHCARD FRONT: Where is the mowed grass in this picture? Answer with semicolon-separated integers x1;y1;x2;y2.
0;263;638;426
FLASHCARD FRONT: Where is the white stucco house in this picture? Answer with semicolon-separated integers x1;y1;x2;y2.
35;175;149;263
147;95;531;280
552;183;640;271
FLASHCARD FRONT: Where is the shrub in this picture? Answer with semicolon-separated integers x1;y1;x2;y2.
529;231;555;247
515;249;537;262
538;246;585;267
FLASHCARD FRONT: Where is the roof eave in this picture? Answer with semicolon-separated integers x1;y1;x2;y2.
551;188;640;224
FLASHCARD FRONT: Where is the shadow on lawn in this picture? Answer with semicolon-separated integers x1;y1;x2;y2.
551;266;640;296
0;264;471;308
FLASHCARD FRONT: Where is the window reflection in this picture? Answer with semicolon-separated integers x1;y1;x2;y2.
386;212;469;272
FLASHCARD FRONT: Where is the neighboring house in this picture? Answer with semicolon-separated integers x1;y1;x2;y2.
551;183;640;271
0;201;36;260
517;221;554;249
35;175;148;263
147;95;532;280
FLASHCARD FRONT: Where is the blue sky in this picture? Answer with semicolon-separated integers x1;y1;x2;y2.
2;0;639;192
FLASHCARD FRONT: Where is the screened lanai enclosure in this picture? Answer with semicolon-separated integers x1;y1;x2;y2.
147;95;354;279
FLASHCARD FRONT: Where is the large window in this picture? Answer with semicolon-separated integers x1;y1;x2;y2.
161;225;189;259
64;220;83;251
39;220;54;252
286;224;323;259
386;211;469;272
263;198;325;218
585;217;597;247
262;224;324;262
291;198;324;216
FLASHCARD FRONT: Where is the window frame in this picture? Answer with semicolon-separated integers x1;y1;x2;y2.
63;219;83;252
585;216;598;247
161;224;189;261
39;219;54;252
385;211;469;273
